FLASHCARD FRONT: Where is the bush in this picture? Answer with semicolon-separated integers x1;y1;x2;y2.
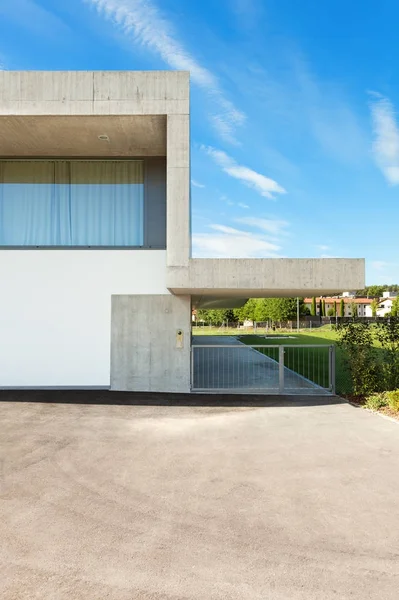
337;322;382;396
327;308;334;316
364;393;388;410
385;390;399;411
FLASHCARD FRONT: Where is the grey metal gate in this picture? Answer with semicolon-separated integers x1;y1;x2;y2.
191;343;335;394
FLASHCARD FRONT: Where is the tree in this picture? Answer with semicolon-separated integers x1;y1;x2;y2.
352;302;358;317
333;302;337;317
371;298;379;317
322;299;326;317
391;297;399;317
310;297;317;316
234;298;258;322
319;299;323;317
258;298;306;323
196;309;237;326
340;298;345;317
327;307;334;317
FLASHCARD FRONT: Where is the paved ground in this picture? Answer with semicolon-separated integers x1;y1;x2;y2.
192;335;326;393
1;394;399;599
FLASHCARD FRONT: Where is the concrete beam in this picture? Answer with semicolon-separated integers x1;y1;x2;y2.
0;71;189;116
167;258;365;297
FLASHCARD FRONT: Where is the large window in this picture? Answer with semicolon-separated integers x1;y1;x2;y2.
0;160;144;246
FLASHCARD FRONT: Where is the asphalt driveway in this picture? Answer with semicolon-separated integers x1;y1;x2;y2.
1;393;399;599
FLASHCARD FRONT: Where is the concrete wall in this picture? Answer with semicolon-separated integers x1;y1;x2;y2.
111;294;191;393
0;251;168;387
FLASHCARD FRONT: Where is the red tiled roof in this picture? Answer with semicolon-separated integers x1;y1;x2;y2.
304;297;373;304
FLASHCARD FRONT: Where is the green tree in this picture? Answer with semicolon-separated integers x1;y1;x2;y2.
371;298;379;317
327;307;334;317
352;302;358;317
391;297;399;317
266;298;306;323
234;298;258;322
333;302;337;317
322;299;326;316
340;298;345;317
310;297;317;316
196;309;237;326
319;299;323;317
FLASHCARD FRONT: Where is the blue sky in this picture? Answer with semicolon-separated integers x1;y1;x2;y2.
0;0;398;284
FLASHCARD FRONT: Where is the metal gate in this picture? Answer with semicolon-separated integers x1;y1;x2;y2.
191;343;335;394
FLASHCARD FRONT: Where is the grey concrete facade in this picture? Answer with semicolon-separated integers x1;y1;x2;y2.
111;294;191;392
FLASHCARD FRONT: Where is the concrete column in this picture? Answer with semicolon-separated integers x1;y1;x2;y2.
166;114;191;267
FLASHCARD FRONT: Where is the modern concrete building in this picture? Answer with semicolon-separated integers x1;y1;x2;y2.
0;70;365;392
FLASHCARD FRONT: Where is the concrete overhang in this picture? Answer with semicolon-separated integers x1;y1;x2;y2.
0;115;166;157
168;258;365;299
191;296;249;309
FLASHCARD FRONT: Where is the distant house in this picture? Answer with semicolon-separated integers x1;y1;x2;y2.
304;295;373;317
365;292;398;317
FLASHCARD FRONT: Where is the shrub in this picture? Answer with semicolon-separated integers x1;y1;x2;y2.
337;321;382;396
385;390;399;411
327;308;334;317
376;318;399;390
364;393;388;410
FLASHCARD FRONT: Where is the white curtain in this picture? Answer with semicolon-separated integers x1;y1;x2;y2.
0;160;144;246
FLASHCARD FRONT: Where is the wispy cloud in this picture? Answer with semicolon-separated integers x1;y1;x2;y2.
316;244;330;252
370;94;399;185
371;260;389;271
84;0;245;142
293;56;367;165
202;146;286;199
191;179;205;188
235;216;289;235
192;223;281;258
238;202;249;209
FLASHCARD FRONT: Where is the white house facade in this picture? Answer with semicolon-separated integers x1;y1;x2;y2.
0;71;365;392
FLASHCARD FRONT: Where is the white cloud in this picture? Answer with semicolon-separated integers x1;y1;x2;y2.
193;224;281;258
371;260;388;271
85;0;245;142
191;179;205;188
237;202;249;209
235;216;289;235
202;146;286;199
316;244;330;251
370;95;399;185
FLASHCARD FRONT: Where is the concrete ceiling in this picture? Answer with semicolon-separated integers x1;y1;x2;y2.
0;115;166;157
192;296;249;309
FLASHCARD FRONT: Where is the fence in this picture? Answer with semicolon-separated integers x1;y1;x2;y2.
191;343;335;394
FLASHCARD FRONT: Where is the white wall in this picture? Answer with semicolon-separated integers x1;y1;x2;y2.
0;251;168;387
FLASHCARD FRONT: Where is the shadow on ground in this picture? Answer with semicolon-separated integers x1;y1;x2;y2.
0;389;345;407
